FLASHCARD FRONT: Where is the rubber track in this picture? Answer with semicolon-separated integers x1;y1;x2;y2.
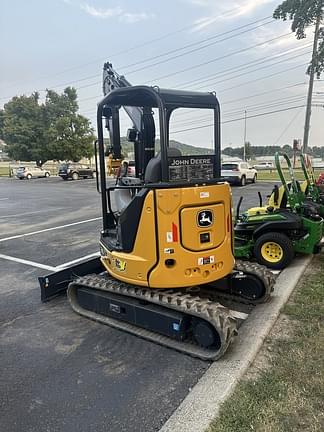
197;260;276;306
232;259;276;304
67;274;238;361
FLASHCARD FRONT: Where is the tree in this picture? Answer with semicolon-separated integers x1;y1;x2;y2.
273;1;324;151
3;93;46;165
0;110;5;140
2;87;95;164
44;87;95;161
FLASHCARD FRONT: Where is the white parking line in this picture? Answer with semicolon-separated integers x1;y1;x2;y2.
0;198;9;201
56;252;100;269
0;254;57;272
0;217;101;243
0;208;66;219
0;251;100;272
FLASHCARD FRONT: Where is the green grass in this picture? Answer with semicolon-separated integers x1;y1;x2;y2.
257;168;322;182
207;253;324;432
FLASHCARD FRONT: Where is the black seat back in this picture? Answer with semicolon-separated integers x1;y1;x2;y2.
144;148;182;183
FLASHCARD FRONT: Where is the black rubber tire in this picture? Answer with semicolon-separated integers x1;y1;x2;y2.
252;174;257;183
253;232;294;270
45;172;50;178
72;172;79;180
62;177;68;181
240;175;246;187
27;174;32;180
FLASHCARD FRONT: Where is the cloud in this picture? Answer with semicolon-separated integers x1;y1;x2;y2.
81;4;123;19
120;12;154;24
188;0;212;5
189;0;277;32
81;3;154;23
225;0;277;19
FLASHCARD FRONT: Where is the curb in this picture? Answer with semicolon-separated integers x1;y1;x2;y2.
159;255;312;432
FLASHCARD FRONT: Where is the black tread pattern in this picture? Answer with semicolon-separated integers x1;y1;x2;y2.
66;262;276;360
68;275;238;361
233;259;277;303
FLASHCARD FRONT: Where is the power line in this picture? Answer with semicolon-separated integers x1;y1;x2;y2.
75;44;310;97
169;105;306;135
177;44;311;90
222;82;306;106
273;108;303;145
31;18;277;94
0;13;269;100
72;37;306;109
71;44;309;96
120;16;273;71
170;96;306;129
78;81;308;121
2;19;212;91
145;32;293;83
124;19;275;75
223;96;305;116
219;63;308;94
192;51;310;91
160;82;307;121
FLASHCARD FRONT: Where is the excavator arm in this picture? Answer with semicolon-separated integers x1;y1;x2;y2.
102;62;156;178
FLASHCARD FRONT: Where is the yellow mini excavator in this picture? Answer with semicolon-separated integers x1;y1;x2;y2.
39;63;275;361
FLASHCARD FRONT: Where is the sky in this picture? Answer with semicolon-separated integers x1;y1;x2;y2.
1;0;323;150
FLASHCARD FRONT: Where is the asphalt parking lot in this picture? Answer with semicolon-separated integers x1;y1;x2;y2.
0;177;278;432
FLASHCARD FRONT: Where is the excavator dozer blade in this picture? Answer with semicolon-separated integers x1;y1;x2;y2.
39;257;104;302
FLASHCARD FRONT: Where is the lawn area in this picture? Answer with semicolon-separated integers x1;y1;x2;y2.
257;168;323;181
207;252;324;432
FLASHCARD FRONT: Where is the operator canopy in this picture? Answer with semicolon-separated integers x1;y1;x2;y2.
98;85;220;110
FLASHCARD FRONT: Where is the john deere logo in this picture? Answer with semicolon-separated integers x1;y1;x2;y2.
197;210;213;227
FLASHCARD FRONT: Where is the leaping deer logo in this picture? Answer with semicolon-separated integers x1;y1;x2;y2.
198;210;213;227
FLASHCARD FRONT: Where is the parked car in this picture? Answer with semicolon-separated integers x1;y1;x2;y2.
221;162;257;186
252;161;274;170
16;166;51;180
58;163;95;180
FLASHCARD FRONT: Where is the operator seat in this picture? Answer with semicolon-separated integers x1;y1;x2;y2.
113;147;182;252
145;147;182;183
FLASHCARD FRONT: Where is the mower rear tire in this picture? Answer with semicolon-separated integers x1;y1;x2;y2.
253;232;294;270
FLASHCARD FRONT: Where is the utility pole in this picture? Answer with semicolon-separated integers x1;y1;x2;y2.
303;14;321;153
243;110;247;161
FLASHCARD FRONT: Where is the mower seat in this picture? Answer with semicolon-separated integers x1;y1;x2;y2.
268;184;287;209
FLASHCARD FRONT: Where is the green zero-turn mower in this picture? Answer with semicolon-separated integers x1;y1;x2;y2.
234;152;323;270
264;153;324;230
299;153;324;217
